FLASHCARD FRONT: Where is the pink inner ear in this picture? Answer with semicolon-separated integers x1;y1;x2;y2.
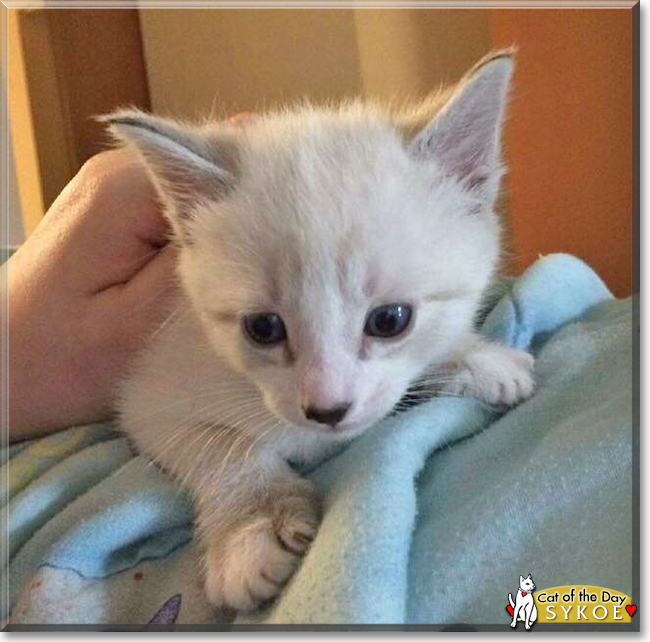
409;56;511;198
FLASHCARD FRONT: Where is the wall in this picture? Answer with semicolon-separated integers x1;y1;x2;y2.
8;117;24;246
490;9;633;296
139;9;491;114
353;9;491;99
139;9;363;117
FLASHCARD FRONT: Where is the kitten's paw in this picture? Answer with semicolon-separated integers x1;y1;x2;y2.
446;344;535;407
203;487;319;611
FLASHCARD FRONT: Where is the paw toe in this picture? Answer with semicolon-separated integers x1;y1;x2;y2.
204;489;320;611
278;520;317;555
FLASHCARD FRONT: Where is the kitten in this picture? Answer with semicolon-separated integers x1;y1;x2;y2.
107;50;534;612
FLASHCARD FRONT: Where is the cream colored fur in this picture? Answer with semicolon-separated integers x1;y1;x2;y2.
107;51;534;611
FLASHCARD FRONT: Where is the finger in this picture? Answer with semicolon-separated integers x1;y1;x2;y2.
48;149;173;294
90;149;171;248
115;245;182;345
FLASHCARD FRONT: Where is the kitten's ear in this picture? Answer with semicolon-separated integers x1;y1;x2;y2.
409;51;514;205
520;575;525;583
101;110;239;241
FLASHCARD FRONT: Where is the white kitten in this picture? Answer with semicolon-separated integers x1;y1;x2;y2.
107;51;534;612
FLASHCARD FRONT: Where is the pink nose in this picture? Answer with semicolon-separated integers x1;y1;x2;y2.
302;404;351;426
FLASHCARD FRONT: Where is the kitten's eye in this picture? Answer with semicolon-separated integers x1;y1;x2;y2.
243;313;287;345
364;303;412;338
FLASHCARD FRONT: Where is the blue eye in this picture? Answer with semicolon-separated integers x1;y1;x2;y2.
364;303;412;338
243;313;287;345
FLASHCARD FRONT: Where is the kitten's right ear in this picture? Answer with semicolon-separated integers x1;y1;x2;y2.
406;51;514;206
101;110;239;241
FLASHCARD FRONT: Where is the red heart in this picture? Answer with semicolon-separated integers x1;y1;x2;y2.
522;592;527;596
626;604;637;617
506;605;514;616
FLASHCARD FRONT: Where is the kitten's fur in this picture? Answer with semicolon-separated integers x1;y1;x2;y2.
108;51;534;611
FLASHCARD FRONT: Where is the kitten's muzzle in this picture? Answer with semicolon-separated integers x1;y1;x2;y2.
302;403;351;427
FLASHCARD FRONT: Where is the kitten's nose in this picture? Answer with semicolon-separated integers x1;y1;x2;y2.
303;403;351;427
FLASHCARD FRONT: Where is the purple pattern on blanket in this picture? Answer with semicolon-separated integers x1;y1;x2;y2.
147;594;182;625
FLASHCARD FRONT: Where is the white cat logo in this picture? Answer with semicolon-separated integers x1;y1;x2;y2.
507;574;538;630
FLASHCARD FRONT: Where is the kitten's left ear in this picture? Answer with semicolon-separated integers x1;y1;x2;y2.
409;51;514;205
101;109;239;241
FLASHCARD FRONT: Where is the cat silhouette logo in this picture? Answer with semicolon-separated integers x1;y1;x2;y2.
507;574;538;630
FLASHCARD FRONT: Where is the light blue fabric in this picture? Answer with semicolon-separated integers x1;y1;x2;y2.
3;254;633;625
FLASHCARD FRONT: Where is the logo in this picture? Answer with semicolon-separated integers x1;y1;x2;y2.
505;581;637;627
507;574;538;630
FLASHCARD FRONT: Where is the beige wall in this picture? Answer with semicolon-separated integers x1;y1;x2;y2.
139;10;363;117
353;10;491;100
139;9;491;116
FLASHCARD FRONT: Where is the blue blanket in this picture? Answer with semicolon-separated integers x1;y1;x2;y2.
3;254;633;626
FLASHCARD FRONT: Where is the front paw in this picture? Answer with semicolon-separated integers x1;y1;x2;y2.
203;486;319;611
446;344;535;407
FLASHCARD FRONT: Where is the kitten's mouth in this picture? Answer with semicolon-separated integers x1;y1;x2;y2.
267;392;400;437
264;405;360;436
299;419;363;435
298;407;396;437
290;413;381;437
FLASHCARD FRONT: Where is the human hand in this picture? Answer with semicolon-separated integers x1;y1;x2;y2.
5;148;178;442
